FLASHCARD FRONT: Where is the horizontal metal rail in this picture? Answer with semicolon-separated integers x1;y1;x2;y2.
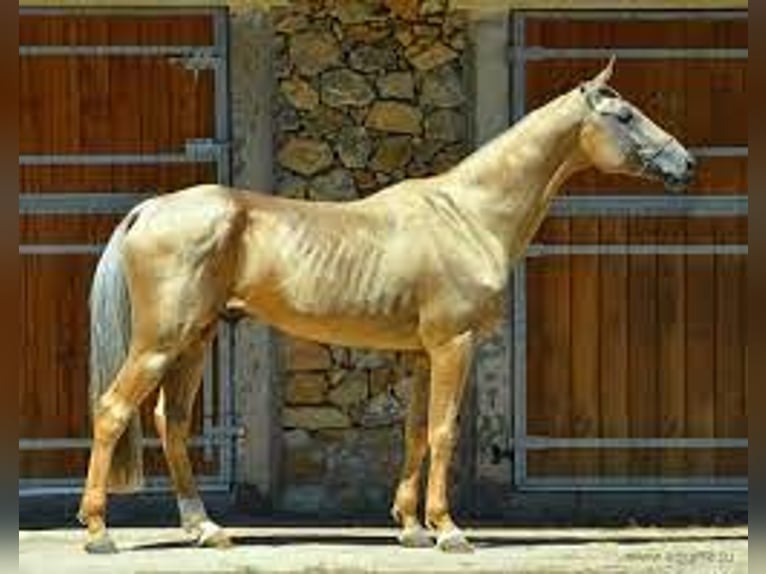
510;437;747;450
19;477;230;497
20;244;103;255
19;7;225;17
20;193;150;214
690;146;747;158
519;476;747;493
522;10;748;21
19;45;219;57
520;47;748;60
550;195;748;217
19;429;240;451
21;153;204;166
527;244;747;257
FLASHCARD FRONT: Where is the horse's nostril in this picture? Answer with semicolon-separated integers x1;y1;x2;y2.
685;157;696;172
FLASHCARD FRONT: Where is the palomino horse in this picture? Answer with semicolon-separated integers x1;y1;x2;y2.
79;59;694;553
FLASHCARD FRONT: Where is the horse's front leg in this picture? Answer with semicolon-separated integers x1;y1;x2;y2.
424;331;475;553
154;338;231;549
391;353;432;547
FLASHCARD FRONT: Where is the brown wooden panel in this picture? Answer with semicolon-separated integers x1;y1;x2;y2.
526;220;571;480
20;447;218;480
20;254;94;443
19;57;214;154
684;232;716;476
525;18;747;50
598;218;630;475
528;449;747;478
525;60;747;147
569;219;600;479
535;217;747;245
20;164;217;194
714;251;747;475
656;222;687;477
20;214;123;244
20;14;214;46
627;218;659;480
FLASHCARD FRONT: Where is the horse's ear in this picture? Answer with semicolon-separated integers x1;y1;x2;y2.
592;55;616;85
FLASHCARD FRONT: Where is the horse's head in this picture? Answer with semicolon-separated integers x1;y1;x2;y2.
578;58;695;192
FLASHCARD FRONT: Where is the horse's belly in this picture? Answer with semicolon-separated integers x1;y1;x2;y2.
231;292;423;350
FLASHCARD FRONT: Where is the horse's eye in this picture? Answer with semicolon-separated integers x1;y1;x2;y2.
617;108;633;124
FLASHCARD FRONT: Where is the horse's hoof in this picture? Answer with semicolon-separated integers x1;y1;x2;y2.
84;534;118;554
435;528;474;553
196;522;233;549
397;525;433;548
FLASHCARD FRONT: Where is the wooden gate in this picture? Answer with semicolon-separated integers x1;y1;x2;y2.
510;10;747;490
19;7;235;494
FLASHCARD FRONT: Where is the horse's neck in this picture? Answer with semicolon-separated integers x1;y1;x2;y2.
445;90;590;259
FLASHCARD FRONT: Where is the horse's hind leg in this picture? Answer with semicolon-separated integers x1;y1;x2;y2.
153;332;231;549
391;352;432;548
79;347;176;553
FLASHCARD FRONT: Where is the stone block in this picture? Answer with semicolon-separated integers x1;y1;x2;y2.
327;371;369;410
321;69;375;108
280;77;319;111
277;137;334;176
376;71;415;100
285;372;329;405
371;136;413;173
290;30;341;76
284;337;332;371
311;168;358;201
405;41;457;71
284;406;352;430
365;101;422;135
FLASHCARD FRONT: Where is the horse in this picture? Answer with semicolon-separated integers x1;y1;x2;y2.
78;59;694;554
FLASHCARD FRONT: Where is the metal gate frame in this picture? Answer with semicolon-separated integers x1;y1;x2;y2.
507;9;748;492
18;6;238;496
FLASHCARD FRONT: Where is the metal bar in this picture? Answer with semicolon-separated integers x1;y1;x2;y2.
521;47;748;60
19;477;229;497
549;195;748;217
19;431;240;450
20;193;150;214
202;345;215;462
519;477;747;493
213;8;232;187
527;244;748;257
522;10;748;21
690;146;748;158
19;7;224;17
19;244;103;255
510;12;527;122
19;45;219;57
21;153;200;166
512;263;528;488
218;320;234;487
509;437;747;450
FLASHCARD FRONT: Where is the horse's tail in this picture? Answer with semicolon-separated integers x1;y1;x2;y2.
89;204;145;493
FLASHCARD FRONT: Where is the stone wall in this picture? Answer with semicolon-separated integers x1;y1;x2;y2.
269;0;471;514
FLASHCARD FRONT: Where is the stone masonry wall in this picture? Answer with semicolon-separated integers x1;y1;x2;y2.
270;0;470;514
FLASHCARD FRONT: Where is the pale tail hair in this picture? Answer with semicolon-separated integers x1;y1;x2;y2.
89;206;144;492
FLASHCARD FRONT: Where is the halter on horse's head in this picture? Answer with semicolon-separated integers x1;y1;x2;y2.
577;57;696;192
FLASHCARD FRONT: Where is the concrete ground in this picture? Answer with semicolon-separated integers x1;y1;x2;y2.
19;526;748;574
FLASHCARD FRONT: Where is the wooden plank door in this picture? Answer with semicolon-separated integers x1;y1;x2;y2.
19;9;230;490
516;10;747;489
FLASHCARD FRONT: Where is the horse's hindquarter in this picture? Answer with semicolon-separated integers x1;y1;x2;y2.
230;191;427;350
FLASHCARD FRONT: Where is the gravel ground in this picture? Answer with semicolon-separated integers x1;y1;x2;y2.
19;526;747;574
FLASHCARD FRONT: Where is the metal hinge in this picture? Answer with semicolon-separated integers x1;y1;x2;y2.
185;139;230;161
